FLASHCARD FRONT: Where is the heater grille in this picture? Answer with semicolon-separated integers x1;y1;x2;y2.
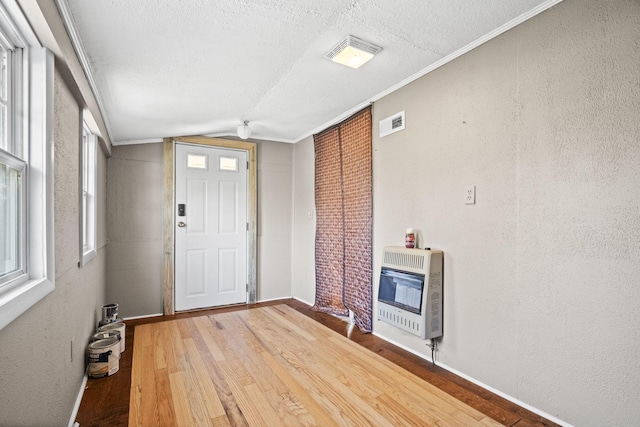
383;249;424;272
378;306;421;335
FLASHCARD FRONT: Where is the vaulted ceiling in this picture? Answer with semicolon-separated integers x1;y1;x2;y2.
60;0;558;144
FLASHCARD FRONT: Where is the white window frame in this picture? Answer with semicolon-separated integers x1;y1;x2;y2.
0;0;54;331
80;120;97;266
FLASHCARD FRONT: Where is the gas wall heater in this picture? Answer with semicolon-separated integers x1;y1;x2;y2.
377;246;443;339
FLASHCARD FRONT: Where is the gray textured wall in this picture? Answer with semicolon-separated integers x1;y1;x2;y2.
373;1;640;425
256;140;294;301
106;143;165;317
0;68;108;426
291;0;640;425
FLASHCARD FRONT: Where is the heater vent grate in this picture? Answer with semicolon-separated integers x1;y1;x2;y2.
383;249;424;271
378;306;421;335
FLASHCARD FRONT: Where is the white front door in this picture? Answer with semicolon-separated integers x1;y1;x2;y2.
174;143;248;311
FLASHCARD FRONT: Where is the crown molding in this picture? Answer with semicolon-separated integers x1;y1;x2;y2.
55;0;113;141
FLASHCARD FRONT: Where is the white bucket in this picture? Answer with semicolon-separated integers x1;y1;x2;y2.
98;320;126;353
98;315;124;327
87;337;120;378
90;330;121;357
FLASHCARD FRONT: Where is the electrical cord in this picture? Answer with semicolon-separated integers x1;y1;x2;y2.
427;338;437;365
431;339;436;365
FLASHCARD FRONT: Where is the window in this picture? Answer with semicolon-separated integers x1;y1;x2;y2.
0;43;10;148
80;120;97;266
0;0;54;331
0;151;24;280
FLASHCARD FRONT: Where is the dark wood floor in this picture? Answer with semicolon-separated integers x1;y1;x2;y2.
75;299;556;427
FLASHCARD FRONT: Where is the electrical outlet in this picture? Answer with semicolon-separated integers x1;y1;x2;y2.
465;185;476;205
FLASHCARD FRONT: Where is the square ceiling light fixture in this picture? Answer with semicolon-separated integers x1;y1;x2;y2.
326;35;382;69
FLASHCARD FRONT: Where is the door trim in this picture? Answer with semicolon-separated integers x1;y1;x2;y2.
163;136;257;315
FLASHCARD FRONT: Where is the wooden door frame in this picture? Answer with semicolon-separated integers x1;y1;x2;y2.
163;136;257;315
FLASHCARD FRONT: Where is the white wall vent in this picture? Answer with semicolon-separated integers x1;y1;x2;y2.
379;111;405;138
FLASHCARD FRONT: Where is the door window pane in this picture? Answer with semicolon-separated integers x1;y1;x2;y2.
219;156;238;172
187;153;207;170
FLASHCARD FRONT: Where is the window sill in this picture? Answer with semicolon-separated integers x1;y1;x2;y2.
80;249;97;267
0;277;54;331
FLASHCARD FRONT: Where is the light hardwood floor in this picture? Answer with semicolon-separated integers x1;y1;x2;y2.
129;304;503;426
76;299;555;426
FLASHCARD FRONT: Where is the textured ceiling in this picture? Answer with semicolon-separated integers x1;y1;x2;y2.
62;0;555;144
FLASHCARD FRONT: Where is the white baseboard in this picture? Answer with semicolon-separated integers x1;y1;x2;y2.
371;332;571;427
67;370;88;427
123;312;163;321
255;296;294;304
292;296;314;306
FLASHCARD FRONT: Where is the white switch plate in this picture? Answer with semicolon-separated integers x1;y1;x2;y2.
465;185;476;205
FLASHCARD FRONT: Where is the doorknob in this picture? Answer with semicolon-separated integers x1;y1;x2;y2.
177;221;186;228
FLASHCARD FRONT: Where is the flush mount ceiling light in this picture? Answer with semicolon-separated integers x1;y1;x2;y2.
326;35;382;69
237;120;251;139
